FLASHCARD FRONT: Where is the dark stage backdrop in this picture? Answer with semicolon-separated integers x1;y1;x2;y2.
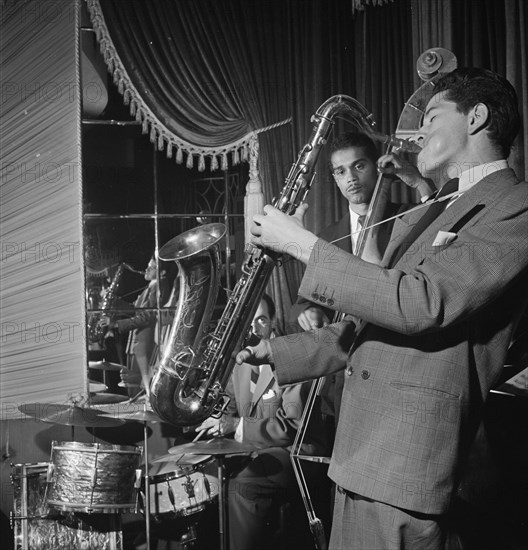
88;0;527;326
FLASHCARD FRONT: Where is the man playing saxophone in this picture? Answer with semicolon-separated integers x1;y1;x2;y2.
238;68;527;549
290;131;432;433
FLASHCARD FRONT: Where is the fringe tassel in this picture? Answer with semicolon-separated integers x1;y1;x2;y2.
186;152;194;169
198;154;205;172
232;149;239;165
241;143;249;162
166;143;173;159
176;148;183;164
150;126;156;144
221;153;228;171
158;134;164;151
211;155;219;172
106;54;115;74
142;117;148;134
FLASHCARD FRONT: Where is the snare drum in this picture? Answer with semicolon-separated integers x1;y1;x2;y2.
145;462;218;518
11;462;123;550
47;441;142;514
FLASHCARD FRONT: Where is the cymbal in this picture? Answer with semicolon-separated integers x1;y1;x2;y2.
495;365;528;397
88;360;123;372
89;393;130;405
39;406;125;427
19;403;72;418
89;382;107;393
152;452;211;466
118;381;142;388
168;437;263;456
111;409;161;423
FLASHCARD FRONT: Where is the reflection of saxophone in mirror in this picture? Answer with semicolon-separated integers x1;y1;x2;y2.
150;95;422;428
87;263;126;348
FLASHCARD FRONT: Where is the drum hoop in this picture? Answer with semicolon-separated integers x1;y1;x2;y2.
51;441;141;455
148;465;206;483
47;500;136;513
12;461;49;471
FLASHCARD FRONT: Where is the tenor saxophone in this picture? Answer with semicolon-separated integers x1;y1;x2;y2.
149;95;418;426
87;263;126;347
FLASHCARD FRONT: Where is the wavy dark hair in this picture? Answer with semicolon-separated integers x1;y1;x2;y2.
328;132;379;166
433;68;520;158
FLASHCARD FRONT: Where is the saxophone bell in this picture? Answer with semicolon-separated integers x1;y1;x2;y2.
149;223;228;426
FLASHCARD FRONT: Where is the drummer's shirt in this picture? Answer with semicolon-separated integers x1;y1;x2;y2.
234;363;276;442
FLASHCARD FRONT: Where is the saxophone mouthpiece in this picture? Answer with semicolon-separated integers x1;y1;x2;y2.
382;134;422;154
370;130;422;154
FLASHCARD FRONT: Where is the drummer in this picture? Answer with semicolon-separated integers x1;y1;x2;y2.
194;294;328;550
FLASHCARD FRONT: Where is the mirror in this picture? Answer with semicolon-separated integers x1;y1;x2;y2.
80;21;247;403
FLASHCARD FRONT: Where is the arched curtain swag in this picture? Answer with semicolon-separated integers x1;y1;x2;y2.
86;0;291;178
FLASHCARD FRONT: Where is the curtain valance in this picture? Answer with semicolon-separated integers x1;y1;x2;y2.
86;0;291;173
351;0;394;14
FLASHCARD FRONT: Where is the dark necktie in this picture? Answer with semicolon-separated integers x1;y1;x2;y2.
250;365;259;396
388;178;459;267
353;215;367;253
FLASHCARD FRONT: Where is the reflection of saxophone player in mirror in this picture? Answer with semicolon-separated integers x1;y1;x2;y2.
100;257;172;396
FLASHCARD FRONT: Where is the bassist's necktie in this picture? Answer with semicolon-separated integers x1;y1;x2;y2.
352;215;366;253
250;364;260;396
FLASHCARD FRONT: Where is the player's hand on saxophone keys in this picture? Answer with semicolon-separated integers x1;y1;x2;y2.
235;339;273;367
251;203;318;265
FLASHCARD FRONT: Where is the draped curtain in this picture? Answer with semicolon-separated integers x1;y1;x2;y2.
88;0;363;330
410;0;527;182
87;0;527;330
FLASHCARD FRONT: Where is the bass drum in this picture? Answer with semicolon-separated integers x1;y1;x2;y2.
11;462;123;550
47;441;142;514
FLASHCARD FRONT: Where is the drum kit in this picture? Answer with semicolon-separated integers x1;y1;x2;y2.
88;360;132;405
11;388;262;550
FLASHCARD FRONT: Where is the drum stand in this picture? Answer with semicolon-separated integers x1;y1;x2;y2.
141;405;152;550
216;454;228;550
166;437;260;550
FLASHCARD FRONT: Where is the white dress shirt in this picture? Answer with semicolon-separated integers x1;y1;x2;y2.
349;207;365;254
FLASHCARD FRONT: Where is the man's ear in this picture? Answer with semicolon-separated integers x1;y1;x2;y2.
468;102;490;135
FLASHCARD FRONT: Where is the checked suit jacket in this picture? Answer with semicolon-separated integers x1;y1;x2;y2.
289;203;405;422
272;168;528;514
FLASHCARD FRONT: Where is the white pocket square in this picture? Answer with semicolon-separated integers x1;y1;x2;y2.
262;389;276;400
432;230;457;247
